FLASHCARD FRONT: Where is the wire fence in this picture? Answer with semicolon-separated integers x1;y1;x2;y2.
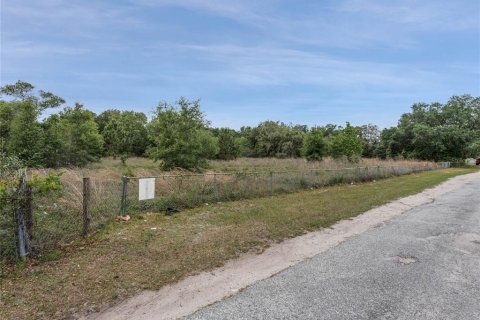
121;165;435;214
1;164;436;263
1;177;121;264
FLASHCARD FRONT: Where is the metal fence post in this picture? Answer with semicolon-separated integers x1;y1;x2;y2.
16;206;27;260
120;176;128;216
24;184;33;254
15;178;30;260
269;171;273;195
213;174;219;200
82;177;91;236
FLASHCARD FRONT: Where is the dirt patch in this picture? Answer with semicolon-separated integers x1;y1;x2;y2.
86;171;479;320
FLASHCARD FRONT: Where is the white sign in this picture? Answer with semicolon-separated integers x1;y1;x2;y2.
139;178;155;200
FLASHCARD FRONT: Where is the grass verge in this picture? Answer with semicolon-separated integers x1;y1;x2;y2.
0;167;476;319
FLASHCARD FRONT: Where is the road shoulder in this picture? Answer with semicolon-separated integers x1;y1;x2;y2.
89;171;479;320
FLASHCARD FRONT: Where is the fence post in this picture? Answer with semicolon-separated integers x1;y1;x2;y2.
15;206;27;260
269;171;273;195
120;176;128;216
213;174;219;201
82;177;91;236
15;178;30;260
24;184;33;254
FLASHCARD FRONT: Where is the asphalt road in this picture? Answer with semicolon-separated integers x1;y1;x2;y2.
188;177;480;320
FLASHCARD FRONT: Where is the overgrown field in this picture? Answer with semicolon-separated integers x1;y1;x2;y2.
0;168;476;320
87;157;434;175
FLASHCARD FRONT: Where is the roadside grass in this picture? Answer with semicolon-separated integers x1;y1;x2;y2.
0;168;476;319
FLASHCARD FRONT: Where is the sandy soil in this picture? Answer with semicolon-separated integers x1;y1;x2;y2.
84;171;479;320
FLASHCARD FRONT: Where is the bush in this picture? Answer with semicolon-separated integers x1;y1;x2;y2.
329;123;363;162
303;129;326;161
147;98;218;170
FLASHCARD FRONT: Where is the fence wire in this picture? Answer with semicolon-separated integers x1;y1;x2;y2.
1;164;435;262
0;196;18;262
1;178;122;263
122;165;434;214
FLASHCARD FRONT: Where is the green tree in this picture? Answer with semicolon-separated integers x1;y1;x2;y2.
249;121;304;158
96;109;122;134
0;81;65;166
0;80;64;111
380;95;480;161
216;128;240;160
329;123;363;162
356;124;380;158
43;104;104;167
0;101;14;152
7;100;45;166
102;111;148;164
302;128;326;161
147;98;218;170
412;125;471;161
466;139;480;158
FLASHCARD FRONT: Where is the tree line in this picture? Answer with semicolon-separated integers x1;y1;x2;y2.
1;81;479;170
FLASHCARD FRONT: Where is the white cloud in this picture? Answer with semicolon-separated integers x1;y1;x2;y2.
336;0;479;30
2;0;141;32
131;0;272;26
3;40;91;57
179;44;439;89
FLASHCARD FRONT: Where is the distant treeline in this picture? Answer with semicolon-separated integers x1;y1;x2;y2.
0;81;479;169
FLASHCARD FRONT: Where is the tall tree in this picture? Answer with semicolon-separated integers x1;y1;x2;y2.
356;124;380;158
147;98;218;170
43;104;104;167
215;128;240;160
102;111;148;164
303;128;326;161
249;121;304;158
0;81;65;166
380;95;480;161
329;123;363;162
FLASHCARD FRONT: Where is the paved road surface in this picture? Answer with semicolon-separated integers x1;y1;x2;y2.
188;177;480;320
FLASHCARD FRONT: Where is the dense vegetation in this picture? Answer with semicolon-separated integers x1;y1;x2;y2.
1;81;479;170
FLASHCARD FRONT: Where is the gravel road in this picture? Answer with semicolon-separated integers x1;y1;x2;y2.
188;176;480;320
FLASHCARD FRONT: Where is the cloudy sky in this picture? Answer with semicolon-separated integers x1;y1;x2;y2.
1;0;479;128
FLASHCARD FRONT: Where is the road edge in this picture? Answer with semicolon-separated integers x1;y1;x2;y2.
87;170;480;320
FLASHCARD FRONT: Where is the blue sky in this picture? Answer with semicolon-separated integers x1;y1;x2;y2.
1;0;479;129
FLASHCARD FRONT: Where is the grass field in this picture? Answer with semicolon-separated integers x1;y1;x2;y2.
0;167;476;320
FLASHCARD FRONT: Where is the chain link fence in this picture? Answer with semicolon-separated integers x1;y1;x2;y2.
1;164;436;263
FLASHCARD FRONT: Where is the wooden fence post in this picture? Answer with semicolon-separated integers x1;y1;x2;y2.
82;177;91;236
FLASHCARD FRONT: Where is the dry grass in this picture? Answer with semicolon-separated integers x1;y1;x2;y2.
70;157;435;177
0;168;475;320
211;157;434;172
